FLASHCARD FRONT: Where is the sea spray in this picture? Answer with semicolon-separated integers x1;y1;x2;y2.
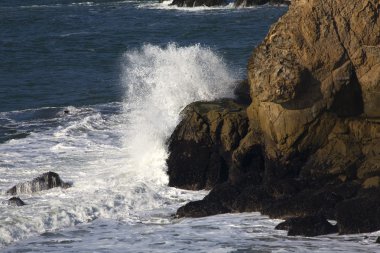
120;43;236;184
0;44;235;247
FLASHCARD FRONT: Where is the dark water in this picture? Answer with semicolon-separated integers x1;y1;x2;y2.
0;1;293;250
0;0;286;113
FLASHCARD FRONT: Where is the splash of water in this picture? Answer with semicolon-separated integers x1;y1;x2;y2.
120;43;236;184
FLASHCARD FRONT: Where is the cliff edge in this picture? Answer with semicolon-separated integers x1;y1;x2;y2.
167;0;380;235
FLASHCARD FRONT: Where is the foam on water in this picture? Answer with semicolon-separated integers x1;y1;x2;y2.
120;43;235;184
0;44;234;247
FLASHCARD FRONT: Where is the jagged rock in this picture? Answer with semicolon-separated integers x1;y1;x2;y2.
247;0;380;175
275;215;337;236
7;197;26;206
168;0;380;236
170;0;227;7
167;99;249;190
6;172;72;195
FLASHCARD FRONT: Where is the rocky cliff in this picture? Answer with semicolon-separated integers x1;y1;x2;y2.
167;0;380;236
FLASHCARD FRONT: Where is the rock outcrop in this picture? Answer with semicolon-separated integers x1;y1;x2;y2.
167;0;380;236
167;98;251;190
7;172;72;195
275;215;337;236
7;197;26;206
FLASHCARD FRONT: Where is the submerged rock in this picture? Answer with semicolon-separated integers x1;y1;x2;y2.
7;197;26;206
6;172;72;195
275;215;338;237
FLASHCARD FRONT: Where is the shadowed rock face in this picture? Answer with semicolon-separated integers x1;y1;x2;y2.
6;172;72;195
167;0;380;236
167;99;251;190
275;215;338;236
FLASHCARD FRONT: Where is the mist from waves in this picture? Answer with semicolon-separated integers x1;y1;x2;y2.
0;43;236;247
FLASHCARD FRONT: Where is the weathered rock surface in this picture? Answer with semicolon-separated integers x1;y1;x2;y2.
167;99;250;190
7;172;72;195
7;197;26;206
168;0;380;236
275;215;338;236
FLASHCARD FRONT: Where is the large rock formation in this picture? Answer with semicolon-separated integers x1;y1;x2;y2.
167;0;380;236
7;172;72;195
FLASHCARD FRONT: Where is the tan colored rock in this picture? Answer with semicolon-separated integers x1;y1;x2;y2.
363;176;380;189
247;0;380;173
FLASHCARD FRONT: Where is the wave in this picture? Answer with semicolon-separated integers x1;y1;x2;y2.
120;43;236;184
0;44;235;247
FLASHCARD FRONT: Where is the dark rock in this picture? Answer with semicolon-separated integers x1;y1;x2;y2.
176;183;239;217
376;237;380;244
176;200;230;218
275;215;338;237
167;99;249;190
233;80;251;105
170;0;227;7
6;172;72;195
168;0;380;237
7;197;26;206
336;188;380;234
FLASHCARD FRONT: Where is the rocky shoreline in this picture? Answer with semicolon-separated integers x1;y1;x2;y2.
167;0;380;236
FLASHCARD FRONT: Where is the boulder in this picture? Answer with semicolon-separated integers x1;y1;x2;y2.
6;172;72;195
167;99;250;190
7;197;26;206
275;215;337;236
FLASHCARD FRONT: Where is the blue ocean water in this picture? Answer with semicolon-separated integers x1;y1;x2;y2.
1;1;379;252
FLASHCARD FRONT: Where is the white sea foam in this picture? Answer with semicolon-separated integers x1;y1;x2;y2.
120;43;235;184
0;44;234;247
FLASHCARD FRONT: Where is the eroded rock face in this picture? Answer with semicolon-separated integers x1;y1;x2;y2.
168;0;380;236
7;172;72;195
167;99;252;190
248;0;380;171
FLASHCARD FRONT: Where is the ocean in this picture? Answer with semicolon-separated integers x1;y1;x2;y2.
0;0;379;252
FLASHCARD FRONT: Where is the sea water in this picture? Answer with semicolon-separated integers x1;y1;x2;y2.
1;1;379;252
